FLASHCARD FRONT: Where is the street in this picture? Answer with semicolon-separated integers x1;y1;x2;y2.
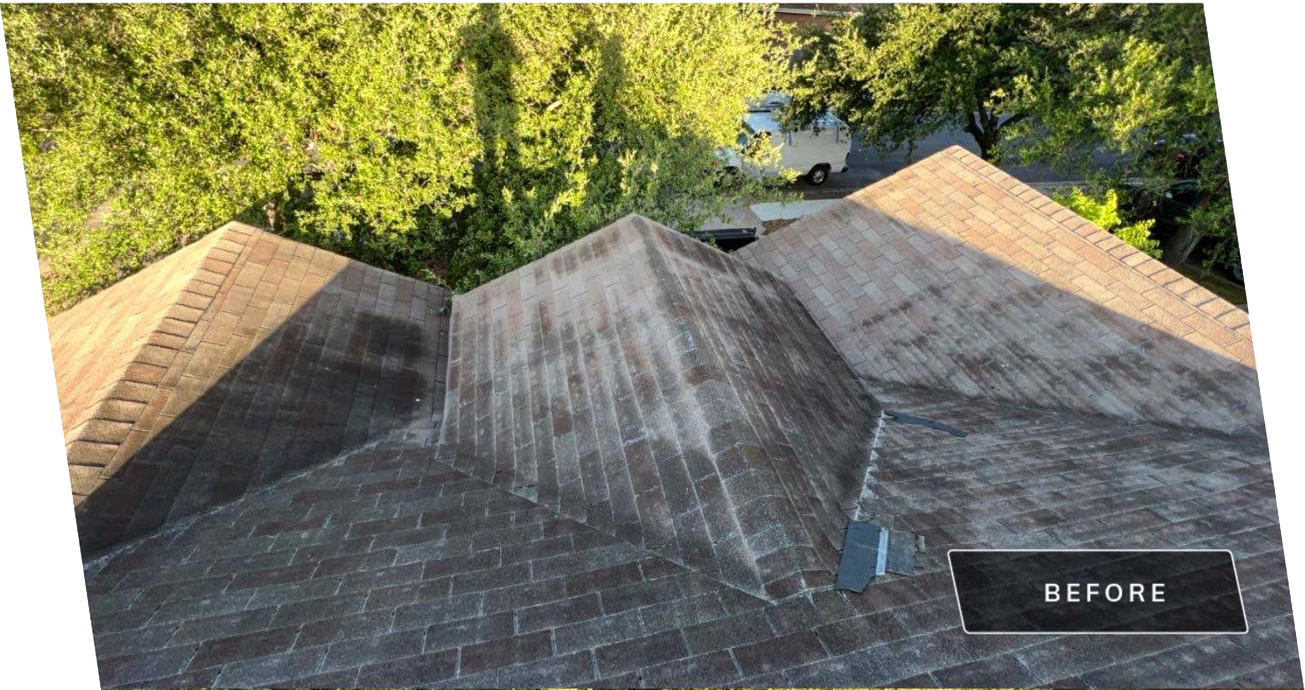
791;126;1119;199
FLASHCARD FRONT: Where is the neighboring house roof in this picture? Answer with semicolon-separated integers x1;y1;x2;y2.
48;222;449;552
64;156;1297;687
736;146;1261;436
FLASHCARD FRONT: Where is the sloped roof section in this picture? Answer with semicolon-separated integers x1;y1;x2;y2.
439;214;882;600
76;388;1296;688
736;146;1261;435
50;229;233;476
48;222;450;552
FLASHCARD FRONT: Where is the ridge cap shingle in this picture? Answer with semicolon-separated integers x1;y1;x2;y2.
53;223;260;482
935;146;1252;361
52;221;452;552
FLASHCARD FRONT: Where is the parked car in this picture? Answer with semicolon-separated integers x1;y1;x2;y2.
716;109;851;185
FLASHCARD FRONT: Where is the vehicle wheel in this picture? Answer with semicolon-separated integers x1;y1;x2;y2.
807;164;830;186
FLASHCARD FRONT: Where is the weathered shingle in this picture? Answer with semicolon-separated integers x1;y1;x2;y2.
736;146;1261;435
441;215;882;600
77;396;1296;687
63;154;1299;686
49;223;450;552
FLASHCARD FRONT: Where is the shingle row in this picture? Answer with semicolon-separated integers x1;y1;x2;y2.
736;146;1263;435
441;215;882;600
53;223;450;551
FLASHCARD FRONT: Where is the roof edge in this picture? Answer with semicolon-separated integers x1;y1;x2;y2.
912;146;1253;364
62;223;262;494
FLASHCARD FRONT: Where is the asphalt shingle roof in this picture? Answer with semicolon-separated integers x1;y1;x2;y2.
736;146;1261;435
49;223;449;552
440;215;882;601
80;389;1295;687
62;151;1298;687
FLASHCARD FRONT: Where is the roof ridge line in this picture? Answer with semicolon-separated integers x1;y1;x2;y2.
635;222;847;581
63;223;258;479
832;147;1252;360
936;146;1253;359
445;216;852;603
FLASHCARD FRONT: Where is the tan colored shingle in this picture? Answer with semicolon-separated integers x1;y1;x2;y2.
737;146;1260;434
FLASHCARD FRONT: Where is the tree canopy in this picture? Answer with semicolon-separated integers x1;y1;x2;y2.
1009;5;1232;268
4;4;791;312
789;4;1234;269
786;4;1057;163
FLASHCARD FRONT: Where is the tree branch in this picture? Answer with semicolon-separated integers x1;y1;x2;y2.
998;113;1028;129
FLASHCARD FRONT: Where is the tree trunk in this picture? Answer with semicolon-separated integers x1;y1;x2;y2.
964;103;1027;164
1163;224;1200;267
975;130;997;163
964;108;1000;163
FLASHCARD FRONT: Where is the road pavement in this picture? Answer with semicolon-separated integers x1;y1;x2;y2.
790;127;1118;199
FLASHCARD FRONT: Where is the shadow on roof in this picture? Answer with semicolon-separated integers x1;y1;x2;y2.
63;229;450;555
737;146;1262;437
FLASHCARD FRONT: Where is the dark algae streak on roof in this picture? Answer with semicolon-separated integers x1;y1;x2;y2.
48;223;450;553
57;149;1297;687
441;215;883;602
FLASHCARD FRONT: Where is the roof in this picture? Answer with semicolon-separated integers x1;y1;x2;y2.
440;215;881;600
80;386;1295;688
736;146;1262;435
49;222;449;552
64;160;1298;687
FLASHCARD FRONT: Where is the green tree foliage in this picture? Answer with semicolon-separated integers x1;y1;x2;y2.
1053;187;1161;258
4;4;790;312
787;4;1057;162
1009;5;1233;269
790;4;1234;270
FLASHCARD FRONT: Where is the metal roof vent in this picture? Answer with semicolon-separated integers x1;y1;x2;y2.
835;520;919;593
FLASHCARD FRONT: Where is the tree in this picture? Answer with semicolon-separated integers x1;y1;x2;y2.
791;4;1235;270
786;4;1059;163
3;4;791;312
1009;5;1233;269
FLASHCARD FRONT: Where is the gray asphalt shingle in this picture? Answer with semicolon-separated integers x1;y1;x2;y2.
65;151;1298;687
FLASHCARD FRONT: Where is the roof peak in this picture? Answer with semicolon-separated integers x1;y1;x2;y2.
441;214;883;601
51;223;261;472
49;222;451;552
738;148;1261;435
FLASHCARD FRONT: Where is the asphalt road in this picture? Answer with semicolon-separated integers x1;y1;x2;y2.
790;127;1119;198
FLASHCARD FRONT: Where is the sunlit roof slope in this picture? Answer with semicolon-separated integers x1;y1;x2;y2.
736;146;1261;435
48;222;450;552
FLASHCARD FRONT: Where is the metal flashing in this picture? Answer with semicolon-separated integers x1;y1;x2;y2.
884;410;968;437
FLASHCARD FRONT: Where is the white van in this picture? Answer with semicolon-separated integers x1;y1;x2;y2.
718;110;852;185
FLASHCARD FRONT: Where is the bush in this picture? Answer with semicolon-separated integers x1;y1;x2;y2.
1053;187;1162;258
